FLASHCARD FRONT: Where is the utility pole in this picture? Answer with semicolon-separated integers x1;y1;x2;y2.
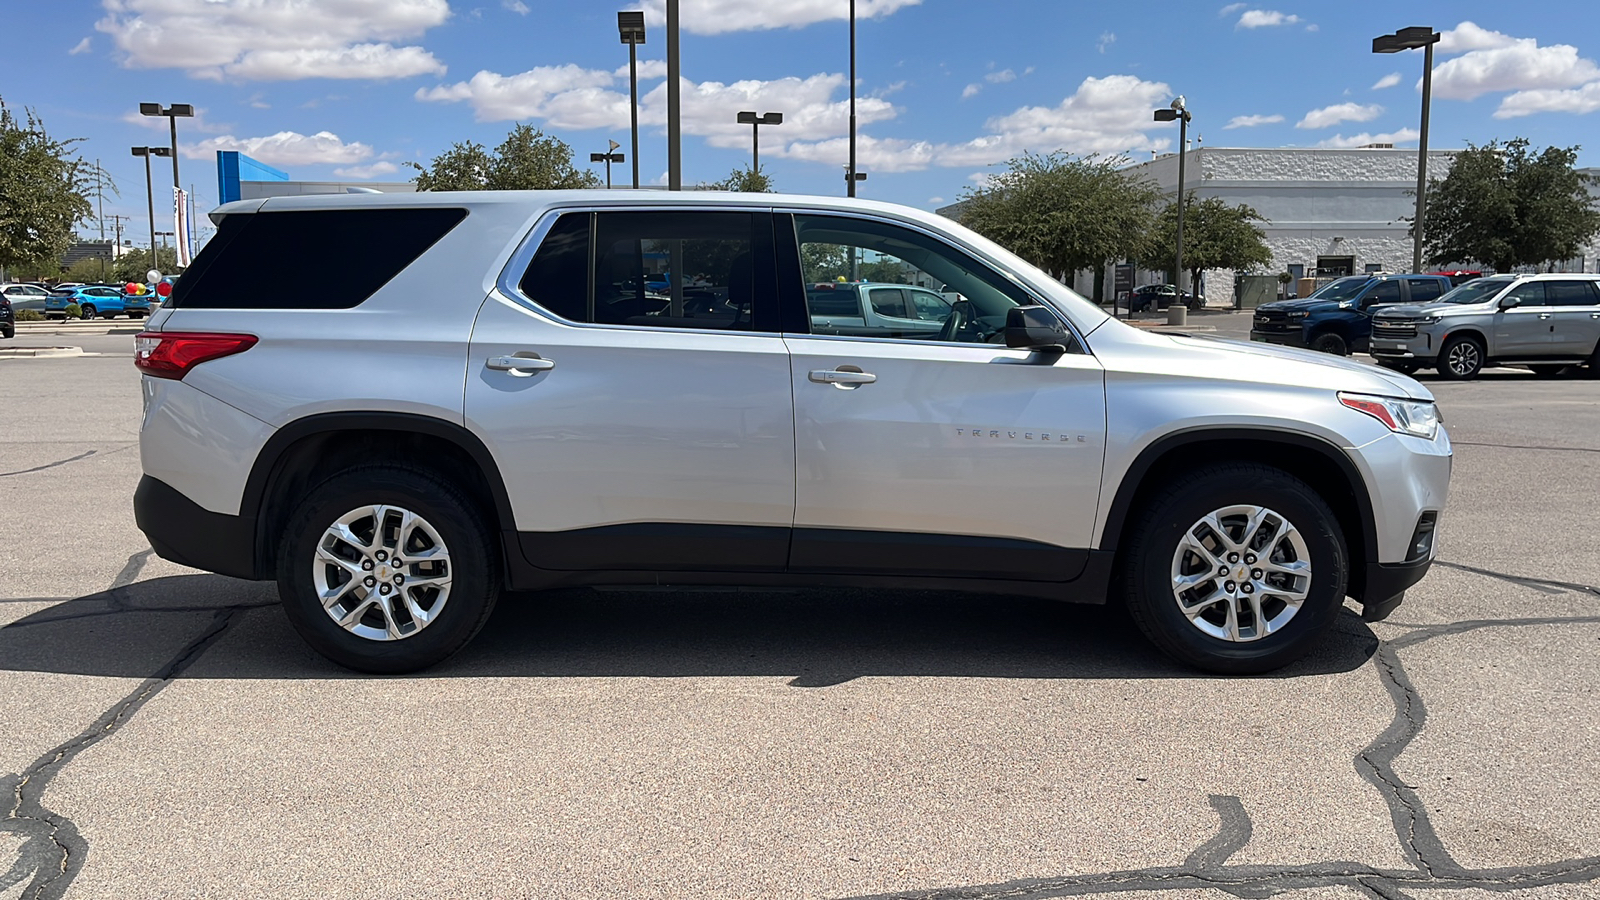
109;215;130;277
95;159;107;280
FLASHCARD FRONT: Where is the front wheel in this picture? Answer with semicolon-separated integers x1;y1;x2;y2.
1309;332;1348;356
80;305;96;320
1120;464;1348;674
1438;335;1484;380
276;466;501;673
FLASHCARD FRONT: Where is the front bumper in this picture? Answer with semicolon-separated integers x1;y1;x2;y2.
1360;557;1432;621
1250;329;1307;348
1368;328;1438;364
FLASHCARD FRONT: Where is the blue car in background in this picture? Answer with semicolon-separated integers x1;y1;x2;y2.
43;285;153;320
1249;273;1452;356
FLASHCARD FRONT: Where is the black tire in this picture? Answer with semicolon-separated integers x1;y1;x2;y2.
80;305;96;320
1;324;13;340
276;466;500;674
1438;334;1484;380
1309;332;1348;356
1379;359;1420;375
1528;364;1567;378
1119;464;1349;674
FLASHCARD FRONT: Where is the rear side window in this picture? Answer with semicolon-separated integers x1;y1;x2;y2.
518;212;590;322
169;207;467;309
1408;279;1443;303
1547;280;1600;306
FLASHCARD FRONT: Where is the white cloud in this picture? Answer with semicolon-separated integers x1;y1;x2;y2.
1097;32;1116;53
781;74;1174;173
1316;128;1420;148
613;59;670;80
635;0;921;35
95;0;449;81
961;83;982;99
1436;21;1519;55
1495;81;1600;118
69;37;92;55
1218;3;1246;15
1371;72;1401;90
502;0;529;13
1237;9;1300;29
419;67;897;147
183;131;374;166
927;196;944;204
985;68;1017;84
1304;23;1318;32
1296;102;1383;129
1430;37;1600;101
332;161;401;179
1224;114;1284;129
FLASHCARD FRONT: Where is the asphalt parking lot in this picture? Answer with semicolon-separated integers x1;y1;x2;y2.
2;318;1598;900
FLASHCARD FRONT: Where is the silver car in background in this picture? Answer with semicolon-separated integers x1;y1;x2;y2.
1371;273;1600;379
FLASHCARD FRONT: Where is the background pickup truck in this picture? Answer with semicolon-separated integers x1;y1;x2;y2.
806;281;961;338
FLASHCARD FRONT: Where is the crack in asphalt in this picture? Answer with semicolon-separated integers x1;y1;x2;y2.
1451;440;1600;454
837;566;1600;900
0;444;135;479
0;549;253;900
1433;560;1600;597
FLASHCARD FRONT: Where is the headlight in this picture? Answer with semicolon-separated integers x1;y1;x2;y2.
1339;393;1440;439
1416;315;1441;324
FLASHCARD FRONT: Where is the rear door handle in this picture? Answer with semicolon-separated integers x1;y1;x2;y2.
808;368;876;386
487;354;555;373
1538;313;1552;319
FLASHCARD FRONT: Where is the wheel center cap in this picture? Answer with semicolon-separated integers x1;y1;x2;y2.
378;565;390;578
1235;565;1249;581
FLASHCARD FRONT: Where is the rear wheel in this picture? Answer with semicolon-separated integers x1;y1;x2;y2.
1;324;13;340
1120;464;1348;674
1439;335;1484;380
276;466;500;673
1309;332;1348;356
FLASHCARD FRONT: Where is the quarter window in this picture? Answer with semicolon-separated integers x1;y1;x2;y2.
792;214;1042;345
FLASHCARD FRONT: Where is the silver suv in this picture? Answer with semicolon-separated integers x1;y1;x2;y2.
1371;273;1600;379
132;191;1451;674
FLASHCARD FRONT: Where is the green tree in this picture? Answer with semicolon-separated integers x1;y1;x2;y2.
64;255;112;283
112;246;180;283
1137;195;1273;292
409;124;600;191
957;152;1161;286
1420;139;1600;272
800;243;850;283
703;165;774;193
0;98;93;278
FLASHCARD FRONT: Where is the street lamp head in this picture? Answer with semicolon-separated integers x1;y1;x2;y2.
738;111;759;124
1372;26;1438;53
131;146;149;157
139;103;162;116
761;112;783;125
150;147;171;157
168;104;195;117
1153;108;1179;122
617;10;646;44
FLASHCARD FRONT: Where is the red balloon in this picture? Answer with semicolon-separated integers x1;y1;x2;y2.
156;281;173;297
125;282;138;293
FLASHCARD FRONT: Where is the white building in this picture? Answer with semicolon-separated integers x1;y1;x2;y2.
1120;145;1460;306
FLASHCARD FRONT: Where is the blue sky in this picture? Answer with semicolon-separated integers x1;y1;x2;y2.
7;0;1600;247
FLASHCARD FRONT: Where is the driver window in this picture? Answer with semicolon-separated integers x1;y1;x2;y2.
793;214;1037;344
1362;280;1401;308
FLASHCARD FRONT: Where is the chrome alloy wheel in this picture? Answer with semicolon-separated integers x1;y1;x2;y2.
1170;504;1312;643
1446;341;1481;377
312;504;453;641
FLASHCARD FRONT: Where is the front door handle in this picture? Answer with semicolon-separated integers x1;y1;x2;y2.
487;353;555;374
1538;313;1552;319
808;368;876;387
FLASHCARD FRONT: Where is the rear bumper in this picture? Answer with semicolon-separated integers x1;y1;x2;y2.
134;475;261;580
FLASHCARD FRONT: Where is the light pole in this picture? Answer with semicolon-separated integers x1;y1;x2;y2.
591;142;625;188
131;146;171;271
736;111;783;174
666;0;681;191
1154;96;1192;299
846;0;858;197
618;11;645;189
138;104;193;202
1373;26;1440;274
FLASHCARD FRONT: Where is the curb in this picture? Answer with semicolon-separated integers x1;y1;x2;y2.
0;346;85;358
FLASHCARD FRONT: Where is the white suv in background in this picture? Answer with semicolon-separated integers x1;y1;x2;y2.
133;191;1451;674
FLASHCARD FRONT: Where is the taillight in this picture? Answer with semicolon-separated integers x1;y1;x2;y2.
134;331;257;380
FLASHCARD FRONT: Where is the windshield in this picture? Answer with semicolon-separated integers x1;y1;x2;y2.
1306;277;1371;302
1440;276;1513;304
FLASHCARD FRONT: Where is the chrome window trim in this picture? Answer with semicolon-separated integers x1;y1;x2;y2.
777;206;1092;355
494;203;782;338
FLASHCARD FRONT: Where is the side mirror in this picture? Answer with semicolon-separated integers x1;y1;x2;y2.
1005;305;1070;352
1498;295;1520;310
